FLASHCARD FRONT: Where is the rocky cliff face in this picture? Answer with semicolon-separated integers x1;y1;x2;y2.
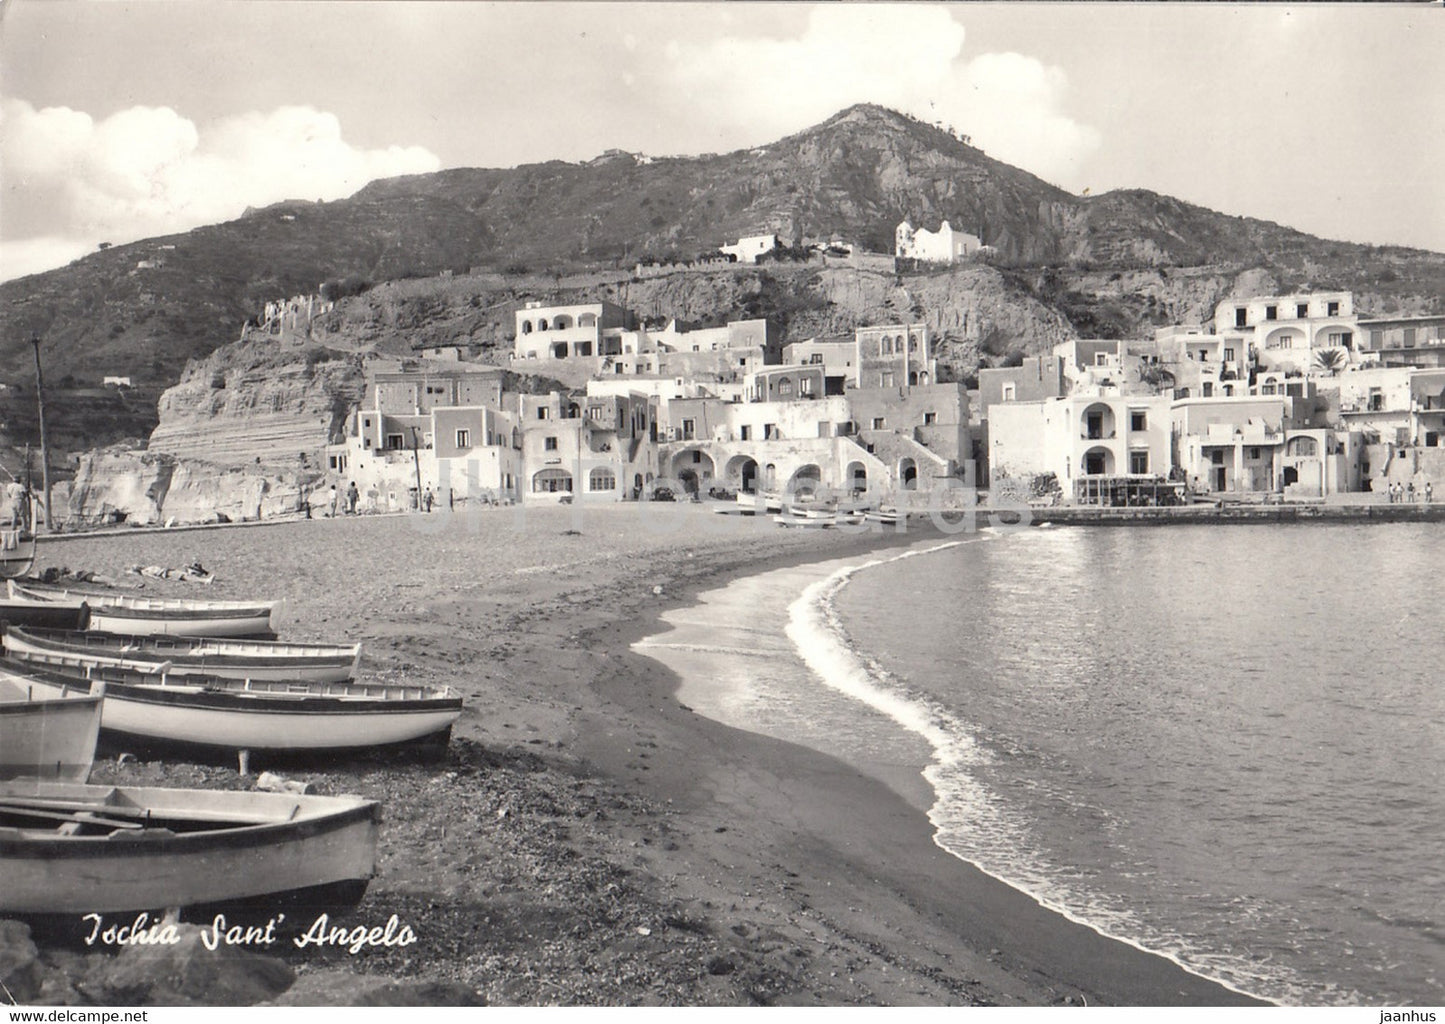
63;445;313;527
147;342;365;467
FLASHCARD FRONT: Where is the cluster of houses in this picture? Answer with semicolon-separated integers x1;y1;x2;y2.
320;274;1444;512
325;299;966;510
982;290;1445;503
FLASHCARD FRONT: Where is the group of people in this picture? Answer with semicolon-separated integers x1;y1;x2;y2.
324;481;362;517
1385;479;1433;504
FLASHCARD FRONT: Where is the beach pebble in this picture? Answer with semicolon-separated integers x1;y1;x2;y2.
651;585;664;596
635;926;651;936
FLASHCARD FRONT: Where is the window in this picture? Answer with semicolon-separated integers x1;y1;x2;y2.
777;377;794;397
1404;329;1417;348
1235;308;1248;327
544;436;558;451
1129;451;1150;474
1130;412;1147;432
532;469;572;493
1327;301;1340;316
681;418;695;440
872;417;886;429
924;412;937;425
455;429;470;448
1202;383;1214;397
1370;330;1383;349
739;425;752;441
386;433;404;450
800;377;814;395
1096;353;1109;366
537;407;549;420
1297;303;1309;318
880;372;894;388
1002;383;1016;401
1223;347;1235;362
588;468;615;491
1249;448;1261;460
1265;305;1277;321
692;450;702;464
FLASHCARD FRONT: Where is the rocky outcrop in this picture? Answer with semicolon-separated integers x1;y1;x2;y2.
148;342;365;468
65;445;314;527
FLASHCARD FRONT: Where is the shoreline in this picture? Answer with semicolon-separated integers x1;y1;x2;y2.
611;530;1266;1006
15;509;1262;1005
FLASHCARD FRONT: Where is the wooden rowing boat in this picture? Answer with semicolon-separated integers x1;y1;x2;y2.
0;778;380;916
6;580;277;638
0;658;462;761
0;599;91;631
0;677;102;782
5;626;361;683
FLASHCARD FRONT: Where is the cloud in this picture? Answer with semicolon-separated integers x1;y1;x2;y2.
0;100;441;280
660;6;1099;187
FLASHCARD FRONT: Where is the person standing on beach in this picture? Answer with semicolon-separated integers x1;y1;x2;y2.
423;487;434;513
1426;481;1434;504
346;481;359;514
1407;481;1416;503
328;484;339;517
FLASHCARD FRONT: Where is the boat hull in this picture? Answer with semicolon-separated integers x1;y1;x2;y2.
0;601;91;631
0;779;379;916
0;661;462;753
5;627;360;683
0;682;102;782
7;582;276;639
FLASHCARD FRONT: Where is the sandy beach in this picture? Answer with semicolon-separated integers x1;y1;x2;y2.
18;505;1261;1006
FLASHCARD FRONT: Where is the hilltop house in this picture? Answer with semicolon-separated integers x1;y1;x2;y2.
718;234;779;264
895;220;982;264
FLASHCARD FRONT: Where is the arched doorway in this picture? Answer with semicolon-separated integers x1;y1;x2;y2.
671;449;716;494
1081;446;1114;476
846;461;867;494
899;458;918;490
726;455;760;493
788;464;822;498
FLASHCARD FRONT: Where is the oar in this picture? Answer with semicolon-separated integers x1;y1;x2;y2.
0;801;144;830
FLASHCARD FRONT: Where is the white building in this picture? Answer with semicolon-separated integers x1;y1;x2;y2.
719;234;779;264
895;220;982;264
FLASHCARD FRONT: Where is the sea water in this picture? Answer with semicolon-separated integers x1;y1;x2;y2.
636;523;1444;1005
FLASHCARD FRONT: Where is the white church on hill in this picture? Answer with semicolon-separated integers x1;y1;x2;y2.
895;220;982;263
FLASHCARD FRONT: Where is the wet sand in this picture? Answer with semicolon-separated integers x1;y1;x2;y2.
27;505;1261;1006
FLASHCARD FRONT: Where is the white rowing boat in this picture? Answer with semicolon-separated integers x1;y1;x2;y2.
5;626;360;683
0;658;463;763
0;677;103;782
0;778;380;916
6;580;277;639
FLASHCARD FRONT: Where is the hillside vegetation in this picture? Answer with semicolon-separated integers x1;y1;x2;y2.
2;104;1443;461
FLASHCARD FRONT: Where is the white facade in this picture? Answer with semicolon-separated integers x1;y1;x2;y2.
895;220;982;263
719;234;779;264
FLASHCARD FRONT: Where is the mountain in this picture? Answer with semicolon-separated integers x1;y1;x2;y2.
2;103;1443;452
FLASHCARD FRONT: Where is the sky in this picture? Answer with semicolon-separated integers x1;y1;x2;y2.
1;2;1442;283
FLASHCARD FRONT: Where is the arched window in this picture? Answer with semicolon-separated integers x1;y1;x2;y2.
521;320;533;334
777;376;794;397
538;318;550;331
532;469;573;493
589;468;616;491
554;314;573;330
579;312;597;327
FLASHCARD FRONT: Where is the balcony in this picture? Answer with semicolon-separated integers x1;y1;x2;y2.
1081;430;1117;440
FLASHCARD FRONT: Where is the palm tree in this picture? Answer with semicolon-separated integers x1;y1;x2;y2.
1314;348;1347;376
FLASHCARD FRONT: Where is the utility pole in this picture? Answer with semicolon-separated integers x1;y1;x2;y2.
30;337;53;531
410;426;424;510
